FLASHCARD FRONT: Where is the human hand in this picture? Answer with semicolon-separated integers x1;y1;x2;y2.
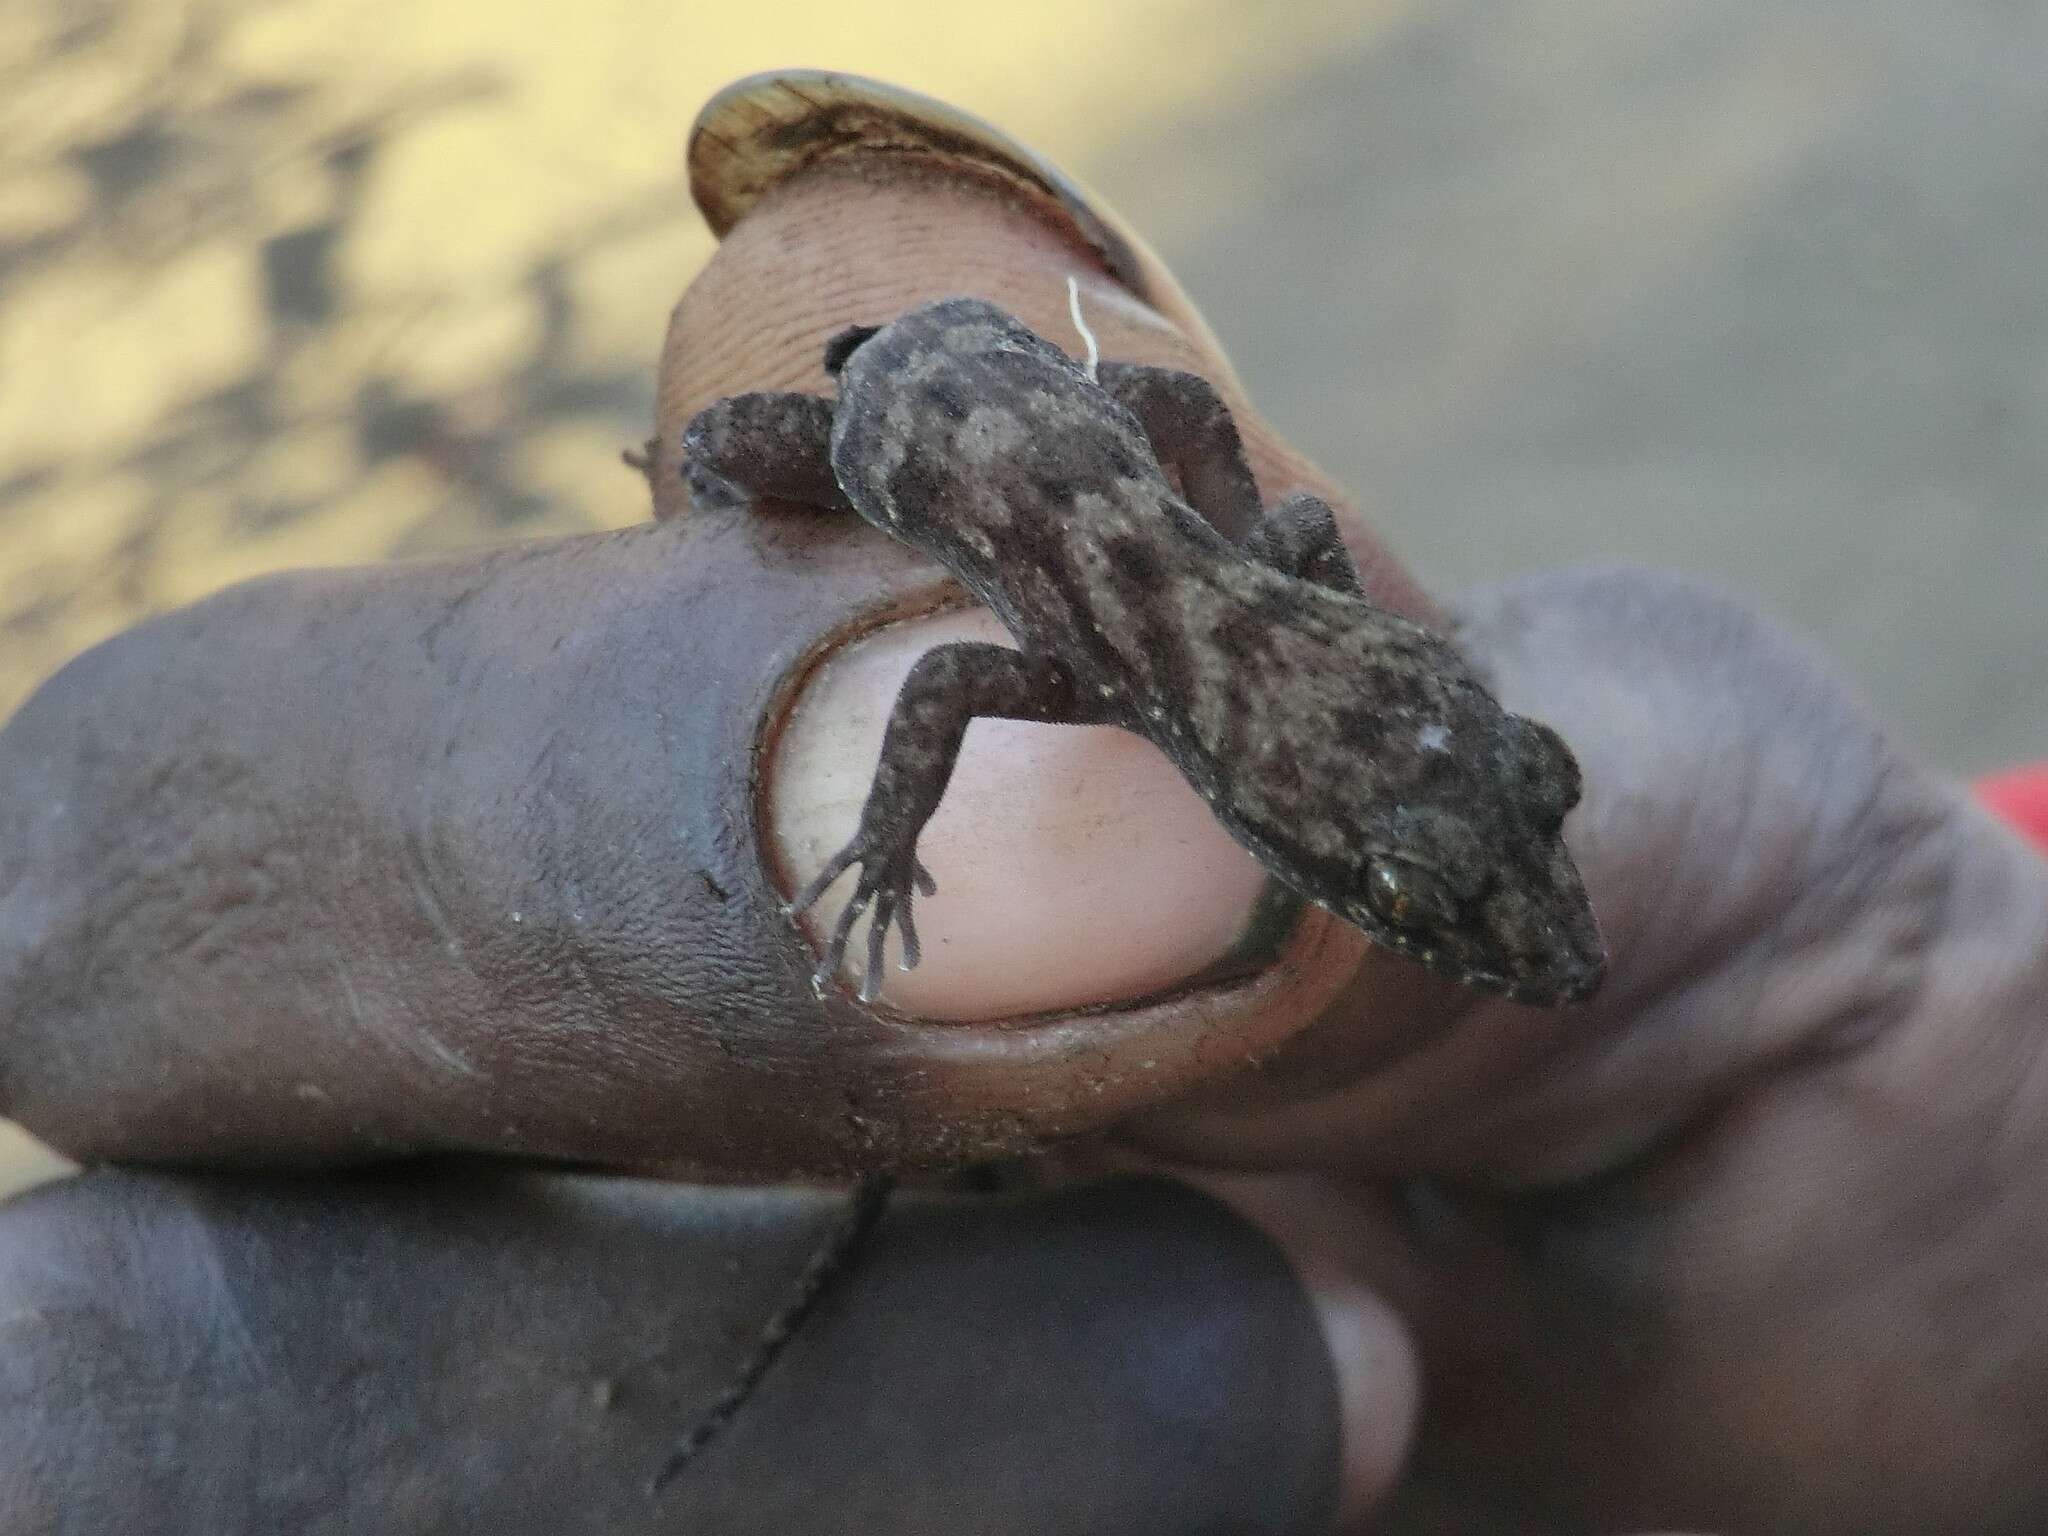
651;86;2048;1531
6;73;2047;1535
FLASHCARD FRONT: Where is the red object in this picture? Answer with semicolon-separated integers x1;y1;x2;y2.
1978;766;2048;852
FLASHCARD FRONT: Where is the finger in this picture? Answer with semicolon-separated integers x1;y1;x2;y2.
0;494;1339;1174
666;81;1439;626
663;81;1436;626
0;1169;1370;1534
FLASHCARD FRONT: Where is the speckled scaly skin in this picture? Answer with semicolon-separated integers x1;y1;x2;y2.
684;297;1606;1006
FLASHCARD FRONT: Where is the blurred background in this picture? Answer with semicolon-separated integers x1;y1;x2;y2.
1;0;2043;1185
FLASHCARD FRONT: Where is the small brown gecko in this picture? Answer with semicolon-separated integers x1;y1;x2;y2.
684;296;1605;1006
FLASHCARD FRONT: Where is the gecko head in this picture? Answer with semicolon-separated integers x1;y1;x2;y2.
1326;713;1607;1006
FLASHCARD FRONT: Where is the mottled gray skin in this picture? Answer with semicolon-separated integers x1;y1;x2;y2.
684;297;1605;1006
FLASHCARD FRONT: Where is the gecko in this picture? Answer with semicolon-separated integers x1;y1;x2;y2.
684;294;1606;1007
651;294;1606;1488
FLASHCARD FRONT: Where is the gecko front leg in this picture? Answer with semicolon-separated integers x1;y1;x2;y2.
790;642;1123;999
1243;491;1364;595
677;391;848;515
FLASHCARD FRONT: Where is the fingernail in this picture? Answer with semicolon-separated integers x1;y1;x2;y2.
770;608;1271;1021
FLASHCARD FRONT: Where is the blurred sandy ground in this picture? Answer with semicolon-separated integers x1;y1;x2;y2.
1;0;2042;1193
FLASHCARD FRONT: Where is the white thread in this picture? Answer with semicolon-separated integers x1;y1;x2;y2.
1066;274;1100;381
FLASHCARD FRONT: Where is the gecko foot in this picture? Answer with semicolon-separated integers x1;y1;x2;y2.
786;842;938;1000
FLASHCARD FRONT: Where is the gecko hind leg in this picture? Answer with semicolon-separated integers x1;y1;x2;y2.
1242;491;1364;596
1094;362;1263;541
677;391;848;516
788;642;1116;999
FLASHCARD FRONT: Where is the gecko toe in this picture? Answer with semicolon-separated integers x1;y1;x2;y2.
896;891;923;971
790;840;936;998
787;844;859;916
862;892;894;999
821;883;869;985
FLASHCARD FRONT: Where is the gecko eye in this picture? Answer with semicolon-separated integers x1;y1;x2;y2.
1363;857;1461;933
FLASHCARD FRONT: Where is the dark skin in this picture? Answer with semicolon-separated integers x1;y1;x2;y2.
3;161;2047;1534
0;1171;1340;1535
